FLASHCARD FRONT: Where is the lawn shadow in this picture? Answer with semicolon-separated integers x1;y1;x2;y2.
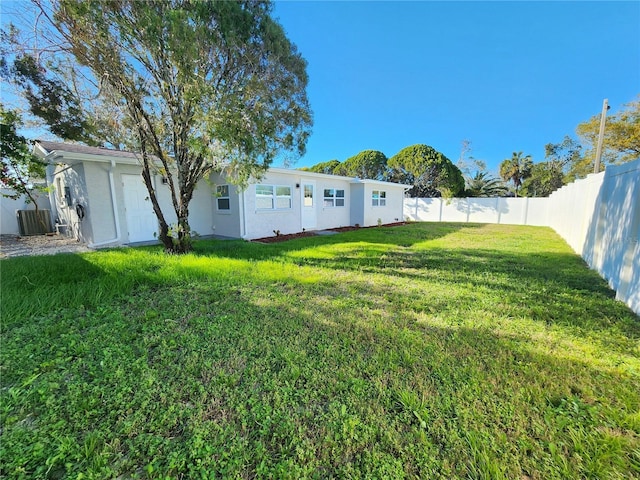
1;252;113;326
192;222;485;260
188;222;639;337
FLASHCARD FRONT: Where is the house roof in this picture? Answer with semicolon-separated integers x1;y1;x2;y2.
269;167;409;189
35;140;145;161
34;141;409;188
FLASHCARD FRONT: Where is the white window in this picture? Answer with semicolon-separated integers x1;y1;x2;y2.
304;184;314;207
323;188;345;207
216;185;230;211
256;184;292;210
372;190;386;207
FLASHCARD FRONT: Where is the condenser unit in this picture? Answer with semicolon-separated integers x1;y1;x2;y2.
17;209;53;235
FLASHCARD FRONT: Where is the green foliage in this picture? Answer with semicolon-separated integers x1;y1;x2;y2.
333;149;388;180
0;105;47;206
499;151;533;197
4;54;96;145
2;223;639;478
1;22;132;150
388;144;465;198
522;161;566;197
299;159;341;175
545;136;583;183
464;171;508;197
576;95;640;172
48;0;312;253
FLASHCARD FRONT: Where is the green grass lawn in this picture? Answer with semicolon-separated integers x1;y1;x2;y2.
1;222;639;479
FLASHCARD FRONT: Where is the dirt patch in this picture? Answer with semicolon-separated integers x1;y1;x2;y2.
0;234;91;258
251;222;409;244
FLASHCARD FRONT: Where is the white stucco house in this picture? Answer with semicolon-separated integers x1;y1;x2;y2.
33;141;408;246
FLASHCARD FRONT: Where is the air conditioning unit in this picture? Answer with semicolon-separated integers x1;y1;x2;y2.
17;210;53;235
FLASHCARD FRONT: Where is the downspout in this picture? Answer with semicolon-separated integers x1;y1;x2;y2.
43;151;66;226
239;187;248;239
88;159;121;248
45;163;58;225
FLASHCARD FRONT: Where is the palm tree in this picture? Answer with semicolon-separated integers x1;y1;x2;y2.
499;152;533;197
464;171;509;197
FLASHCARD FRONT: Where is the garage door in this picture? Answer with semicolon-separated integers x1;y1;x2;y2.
122;174;158;243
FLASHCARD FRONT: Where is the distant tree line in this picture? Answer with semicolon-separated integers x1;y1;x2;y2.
300;145;467;198
501;96;640;197
303;95;639;198
301;144;507;199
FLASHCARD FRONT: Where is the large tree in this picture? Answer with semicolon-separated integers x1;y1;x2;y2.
1;21;134;150
333;149;388;180
499;151;533;197
31;0;311;253
576;95;640;173
544;135;583;182
521;161;565;197
387;144;464;198
0;105;50;230
299;159;341;175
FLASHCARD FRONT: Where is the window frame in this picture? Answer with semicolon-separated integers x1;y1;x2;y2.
216;184;231;212
255;184;293;211
372;190;387;207
323;188;345;208
303;184;314;207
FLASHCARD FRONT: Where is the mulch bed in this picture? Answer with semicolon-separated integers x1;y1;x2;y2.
251;222;408;244
328;221;407;233
251;231;318;244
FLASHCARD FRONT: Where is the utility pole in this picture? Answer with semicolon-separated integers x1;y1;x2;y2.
593;98;610;174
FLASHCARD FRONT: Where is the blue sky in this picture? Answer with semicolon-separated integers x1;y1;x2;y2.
272;1;640;174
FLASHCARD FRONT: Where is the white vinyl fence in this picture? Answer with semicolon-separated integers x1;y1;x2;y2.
1;188;52;235
403;196;550;226
404;158;640;316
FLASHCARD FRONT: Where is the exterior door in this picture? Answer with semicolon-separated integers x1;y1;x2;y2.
122;174;158;242
301;181;317;230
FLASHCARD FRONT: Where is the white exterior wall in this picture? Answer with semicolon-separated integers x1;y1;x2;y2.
241;171;306;239
51;163;92;243
74;165;218;245
361;183;406;227
242;175;298;239
209;173;242;239
154;175;216;238
0;188;52;235
237;172;408;239
238;170;374;239
315;177;352;230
